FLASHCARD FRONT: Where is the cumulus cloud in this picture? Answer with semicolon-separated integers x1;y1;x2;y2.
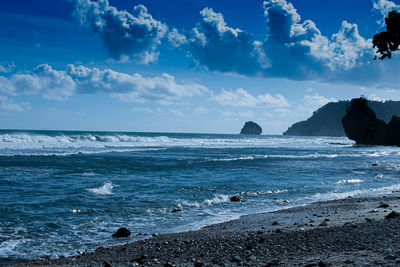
0;64;208;103
0;64;75;100
73;0;167;63
302;93;337;108
298;93;337;114
170;0;384;85
170;8;260;75
211;88;289;108
261;0;374;79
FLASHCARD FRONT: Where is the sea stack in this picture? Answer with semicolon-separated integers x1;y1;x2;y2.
240;121;262;135
342;98;400;146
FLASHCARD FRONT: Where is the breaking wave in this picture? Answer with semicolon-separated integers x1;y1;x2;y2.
86;182;114;196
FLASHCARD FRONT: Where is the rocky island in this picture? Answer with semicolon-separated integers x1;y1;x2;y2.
240;121;262;135
284;100;400;136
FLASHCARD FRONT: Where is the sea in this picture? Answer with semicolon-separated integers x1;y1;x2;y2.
0;130;399;262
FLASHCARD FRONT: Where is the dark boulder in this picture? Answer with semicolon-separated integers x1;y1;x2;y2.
240;121;262;135
111;227;131;238
342;98;388;145
230;195;245;202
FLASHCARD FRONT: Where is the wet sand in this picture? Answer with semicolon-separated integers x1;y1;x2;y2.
12;192;400;266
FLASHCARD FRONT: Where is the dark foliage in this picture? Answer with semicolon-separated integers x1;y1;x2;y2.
373;10;400;60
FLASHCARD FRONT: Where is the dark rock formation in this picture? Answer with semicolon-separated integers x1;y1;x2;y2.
112;227;131;238
342;98;400;146
284;100;400;136
387;115;400;146
342;98;388;145
230;195;245;202
240;121;262;135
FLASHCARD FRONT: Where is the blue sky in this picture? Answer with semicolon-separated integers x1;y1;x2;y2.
0;0;400;134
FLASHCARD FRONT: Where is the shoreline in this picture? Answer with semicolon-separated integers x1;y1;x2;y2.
11;191;400;266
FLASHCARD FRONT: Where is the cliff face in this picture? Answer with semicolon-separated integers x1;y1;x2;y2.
240;121;262;135
284;100;400;137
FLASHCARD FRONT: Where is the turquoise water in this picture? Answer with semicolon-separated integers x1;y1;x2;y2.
0;130;399;261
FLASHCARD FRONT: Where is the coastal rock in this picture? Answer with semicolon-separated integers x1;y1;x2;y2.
230;195;245;202
385;211;400;219
112;227;131;238
386;115;400;146
240;121;262;135
171;208;182;213
342;98;388;145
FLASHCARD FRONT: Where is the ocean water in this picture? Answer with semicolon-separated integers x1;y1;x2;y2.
0;130;399;261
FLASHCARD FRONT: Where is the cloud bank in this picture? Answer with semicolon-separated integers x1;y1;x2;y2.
73;0;167;63
169;0;391;85
0;64;208;103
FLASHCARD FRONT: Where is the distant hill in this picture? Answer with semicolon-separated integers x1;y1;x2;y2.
283;100;400;136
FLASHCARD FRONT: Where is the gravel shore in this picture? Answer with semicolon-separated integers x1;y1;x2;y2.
12;193;400;266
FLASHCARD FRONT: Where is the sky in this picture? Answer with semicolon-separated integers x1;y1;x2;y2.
0;0;400;134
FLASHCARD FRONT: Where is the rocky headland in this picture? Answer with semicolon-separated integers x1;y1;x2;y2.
284;100;400;136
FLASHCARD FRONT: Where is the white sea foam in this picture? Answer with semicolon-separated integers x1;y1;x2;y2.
335;179;364;184
204;194;229;205
86;182;114;195
0;131;355;156
243;189;288;196
307;183;400;203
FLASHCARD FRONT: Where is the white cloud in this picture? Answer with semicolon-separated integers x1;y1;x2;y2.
0;62;15;73
169;0;385;86
73;0;167;63
0;96;27;111
0;64;208;103
170;7;260;75
373;0;400;25
211;88;289;108
301;93;337;111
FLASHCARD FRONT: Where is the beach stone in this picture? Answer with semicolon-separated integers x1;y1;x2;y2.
171;208;183;213
383;248;396;259
378;203;389;208
318;260;327;267
272;221;279;226
231;255;241;263
319;222;327;227
103;261;112;267
164;262;173;267
385;211;400;219
112;227;131;238
230;195;245;202
372;163;378;166
194;261;204;267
